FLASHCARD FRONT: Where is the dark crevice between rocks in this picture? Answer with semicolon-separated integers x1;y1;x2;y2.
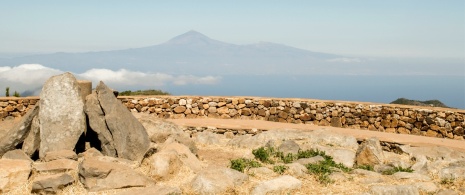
31;150;39;161
75;131;87;154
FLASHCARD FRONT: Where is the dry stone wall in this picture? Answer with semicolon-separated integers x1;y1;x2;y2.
2;96;465;140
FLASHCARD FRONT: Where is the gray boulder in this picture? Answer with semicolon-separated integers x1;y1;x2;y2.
31;173;74;194
0;104;39;157
39;72;86;158
251;175;302;195
85;81;150;162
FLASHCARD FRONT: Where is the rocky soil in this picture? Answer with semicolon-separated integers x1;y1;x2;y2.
1;113;465;195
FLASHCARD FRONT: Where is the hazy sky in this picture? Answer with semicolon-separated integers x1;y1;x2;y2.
1;0;464;58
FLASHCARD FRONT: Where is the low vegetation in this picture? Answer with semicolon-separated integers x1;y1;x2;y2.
231;146;352;184
119;89;170;96
390;98;449;108
381;166;414;175
229;158;261;172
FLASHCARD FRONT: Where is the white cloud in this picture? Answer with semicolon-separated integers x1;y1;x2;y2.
0;64;63;85
0;64;221;96
327;58;362;63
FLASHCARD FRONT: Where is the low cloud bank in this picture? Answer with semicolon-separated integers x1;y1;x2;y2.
0;64;221;96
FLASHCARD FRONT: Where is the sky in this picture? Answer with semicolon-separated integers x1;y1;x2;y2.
0;0;464;59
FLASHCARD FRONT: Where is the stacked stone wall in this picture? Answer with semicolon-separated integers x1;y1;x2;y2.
1;96;464;140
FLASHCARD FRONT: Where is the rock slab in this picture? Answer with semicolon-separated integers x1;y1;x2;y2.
39;72;86;158
85;81;150;162
0;104;39;157
79;156;154;191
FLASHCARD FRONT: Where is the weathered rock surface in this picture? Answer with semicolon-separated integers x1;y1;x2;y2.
137;116;197;154
43;150;78;162
22;115;41;157
278;140;300;155
84;90;117;157
190;167;248;195
356;137;385;166
33;159;78;173
86;81;150;162
39;72;86;158
1;149;32;162
439;160;465;180
79;156;154;191
159;140;203;172
195;131;222;145
0;159;31;193
0;104;39;157
31;173;74;194
392;172;431;181
143;150;183;181
295;156;325;165
369;185;419;195
251;175;302;195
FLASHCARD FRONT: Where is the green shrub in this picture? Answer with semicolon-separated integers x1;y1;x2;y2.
5;87;9;97
273;165;288;174
13;91;20;97
252;147;274;164
230;158;261;172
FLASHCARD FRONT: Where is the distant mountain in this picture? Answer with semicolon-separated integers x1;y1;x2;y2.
390;98;449;108
0;30;344;75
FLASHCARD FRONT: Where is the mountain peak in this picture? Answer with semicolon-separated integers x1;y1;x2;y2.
165;30;215;45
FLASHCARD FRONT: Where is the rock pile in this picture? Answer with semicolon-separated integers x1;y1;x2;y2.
0;72;465;194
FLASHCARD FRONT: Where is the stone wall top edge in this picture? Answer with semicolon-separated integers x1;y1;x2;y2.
0;96;40;100
2;95;464;112
117;95;465;112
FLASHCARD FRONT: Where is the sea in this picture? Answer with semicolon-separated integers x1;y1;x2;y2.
165;75;465;109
